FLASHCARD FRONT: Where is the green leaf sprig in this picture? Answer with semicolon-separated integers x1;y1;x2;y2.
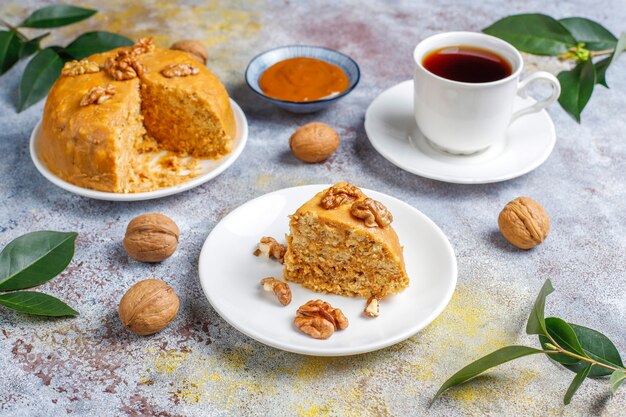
433;279;625;405
0;4;133;112
483;14;625;122
0;231;79;317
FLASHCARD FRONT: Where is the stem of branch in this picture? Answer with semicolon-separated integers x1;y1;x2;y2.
544;348;622;372
0;19;28;42
590;49;615;57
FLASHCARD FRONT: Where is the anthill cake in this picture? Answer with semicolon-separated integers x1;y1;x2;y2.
39;38;236;193
283;182;409;298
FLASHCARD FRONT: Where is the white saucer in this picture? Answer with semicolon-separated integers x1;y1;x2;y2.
198;185;457;356
364;80;556;184
30;99;248;201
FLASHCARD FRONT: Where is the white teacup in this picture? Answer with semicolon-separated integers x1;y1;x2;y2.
413;32;560;155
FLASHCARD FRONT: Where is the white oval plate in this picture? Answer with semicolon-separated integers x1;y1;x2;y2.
198;185;457;356
30;99;248;201
364;80;556;184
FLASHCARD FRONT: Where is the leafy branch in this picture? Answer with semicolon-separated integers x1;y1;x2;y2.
0;231;79;317
0;4;133;112
433;280;625;405
483;14;625;122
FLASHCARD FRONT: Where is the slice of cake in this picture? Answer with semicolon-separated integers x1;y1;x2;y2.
283;182;409;298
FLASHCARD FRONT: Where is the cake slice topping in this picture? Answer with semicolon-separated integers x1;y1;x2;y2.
104;50;145;81
62;59;100;77
80;84;116;106
350;198;393;228
320;182;364;209
160;63;200;78
131;37;155;55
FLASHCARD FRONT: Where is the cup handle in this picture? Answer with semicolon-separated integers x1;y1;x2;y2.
509;71;561;125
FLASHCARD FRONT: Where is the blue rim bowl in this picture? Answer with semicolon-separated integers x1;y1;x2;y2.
245;45;360;113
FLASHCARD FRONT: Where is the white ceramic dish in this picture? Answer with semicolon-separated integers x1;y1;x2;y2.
364;80;556;184
198;185;457;356
30;99;248;201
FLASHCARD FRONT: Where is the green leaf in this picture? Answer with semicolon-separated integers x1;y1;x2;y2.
20;5;96;29
545;317;586;355
557;59;596;123
0;30;21;75
0;291;78;317
18;47;64;112
64;31;133;60
559;17;617;51
613;33;626;62
540;317;587;366
18;32;49;59
483;14;577;55
540;335;581;365
526;279;554;337
596;32;626;88
432;346;544;402
595;56;612;88
610;370;626;394
564;363;592;404
564;324;624;377
0;231;77;291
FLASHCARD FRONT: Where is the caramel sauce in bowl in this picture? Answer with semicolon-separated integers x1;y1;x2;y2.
245;45;360;113
259;57;349;102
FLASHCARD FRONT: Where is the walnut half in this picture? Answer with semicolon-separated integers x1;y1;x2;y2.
80;84;116;107
104;50;145;81
131;37;155;55
350;198;393;228
160;63;199;78
253;237;286;264
294;300;349;339
62;59;100;77
321;182;364;209
260;277;291;306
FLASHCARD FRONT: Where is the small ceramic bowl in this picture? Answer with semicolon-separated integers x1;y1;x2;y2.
245;45;360;113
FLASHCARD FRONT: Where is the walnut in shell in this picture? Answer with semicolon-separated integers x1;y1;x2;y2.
170;39;208;64
118;279;179;335
289;122;339;163
123;213;180;262
498;197;550;249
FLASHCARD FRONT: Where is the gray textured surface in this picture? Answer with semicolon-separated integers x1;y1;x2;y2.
0;1;625;416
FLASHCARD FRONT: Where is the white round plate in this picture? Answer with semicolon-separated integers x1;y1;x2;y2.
198;185;457;356
364;80;556;184
30;99;248;201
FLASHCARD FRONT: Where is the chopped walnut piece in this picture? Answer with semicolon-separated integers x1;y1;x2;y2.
80;84;116;107
104;50;145;81
294;299;349;339
321;182;364;209
131;37;155;55
364;295;380;317
160;63;200;78
350;198;393;228
62;59;100;77
253;237;286;264
260;277;292;306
